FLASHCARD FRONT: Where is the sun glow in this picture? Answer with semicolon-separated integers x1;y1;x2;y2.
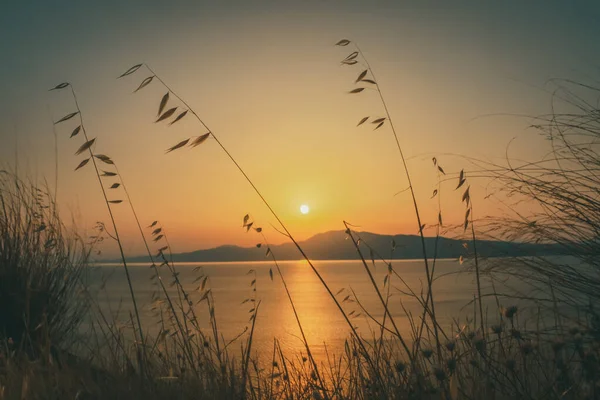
300;204;310;214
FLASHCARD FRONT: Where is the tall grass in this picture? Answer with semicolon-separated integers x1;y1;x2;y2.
49;83;148;371
459;79;600;322
337;39;444;362
0;172;89;357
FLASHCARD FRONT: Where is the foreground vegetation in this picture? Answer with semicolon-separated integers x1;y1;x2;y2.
1;40;599;399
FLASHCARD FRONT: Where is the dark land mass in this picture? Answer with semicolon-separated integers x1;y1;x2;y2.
113;230;563;263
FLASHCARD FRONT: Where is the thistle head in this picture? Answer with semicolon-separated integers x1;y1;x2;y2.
395;361;406;374
503;305;518;320
433;366;447;381
491;324;504;335
421;348;433;359
520;341;534;356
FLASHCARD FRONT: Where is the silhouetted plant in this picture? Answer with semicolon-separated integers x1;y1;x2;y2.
335;38;444;363
0;172;89;357
463;79;600;319
49;82;147;370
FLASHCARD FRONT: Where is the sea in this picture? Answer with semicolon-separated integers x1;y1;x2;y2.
82;258;564;363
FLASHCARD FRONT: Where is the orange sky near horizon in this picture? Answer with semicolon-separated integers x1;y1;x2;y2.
1;1;599;259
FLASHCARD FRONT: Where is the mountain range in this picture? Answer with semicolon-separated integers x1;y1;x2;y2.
115;230;562;263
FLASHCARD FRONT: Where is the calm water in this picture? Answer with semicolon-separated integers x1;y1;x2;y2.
84;259;538;361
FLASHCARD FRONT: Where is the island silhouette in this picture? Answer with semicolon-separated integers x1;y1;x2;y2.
110;230;562;263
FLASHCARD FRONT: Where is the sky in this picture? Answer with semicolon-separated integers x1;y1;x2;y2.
1;0;599;259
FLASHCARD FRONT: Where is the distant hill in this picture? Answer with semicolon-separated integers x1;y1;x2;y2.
115;230;562;263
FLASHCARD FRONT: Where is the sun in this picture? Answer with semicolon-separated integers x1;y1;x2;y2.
300;204;310;214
